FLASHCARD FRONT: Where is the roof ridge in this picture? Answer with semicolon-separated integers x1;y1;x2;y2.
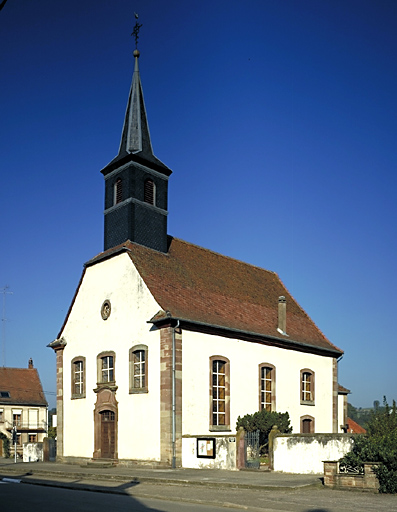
170;237;279;276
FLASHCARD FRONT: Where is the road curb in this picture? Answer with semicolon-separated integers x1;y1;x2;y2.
0;468;322;492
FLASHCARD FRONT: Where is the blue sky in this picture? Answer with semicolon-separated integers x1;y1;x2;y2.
1;0;396;410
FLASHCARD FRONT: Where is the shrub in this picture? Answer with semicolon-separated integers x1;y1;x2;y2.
340;397;397;493
47;426;57;439
236;409;292;453
0;432;10;458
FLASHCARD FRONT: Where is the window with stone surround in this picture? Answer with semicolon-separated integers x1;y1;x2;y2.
71;356;86;399
301;369;315;404
259;363;276;412
0;409;3;422
300;415;315;433
97;351;116;385
210;356;230;431
129;344;148;393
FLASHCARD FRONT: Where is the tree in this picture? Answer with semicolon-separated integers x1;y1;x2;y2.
340;397;397;493
236;409;292;453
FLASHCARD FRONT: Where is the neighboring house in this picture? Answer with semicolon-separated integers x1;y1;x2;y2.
338;384;351;432
0;359;48;456
346;417;367;434
50;46;344;467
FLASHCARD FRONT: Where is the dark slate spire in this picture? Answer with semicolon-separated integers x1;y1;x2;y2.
101;37;172;254
118;50;153;158
101;49;171;176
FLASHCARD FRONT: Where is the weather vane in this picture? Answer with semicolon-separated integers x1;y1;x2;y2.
131;13;142;49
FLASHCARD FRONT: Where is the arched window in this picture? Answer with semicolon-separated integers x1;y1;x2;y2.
301;369;315;404
300;415;315;433
144;179;156;206
129;344;148;393
259;364;276;412
71;356;86;399
97;351;116;385
114;178;123;205
210;356;230;431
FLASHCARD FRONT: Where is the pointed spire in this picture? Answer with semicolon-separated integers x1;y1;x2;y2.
118;49;153;157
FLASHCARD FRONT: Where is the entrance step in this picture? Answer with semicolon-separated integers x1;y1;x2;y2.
84;459;118;468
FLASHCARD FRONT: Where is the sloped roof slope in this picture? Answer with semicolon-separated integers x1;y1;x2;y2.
86;237;342;356
347;417;367;434
0;368;47;407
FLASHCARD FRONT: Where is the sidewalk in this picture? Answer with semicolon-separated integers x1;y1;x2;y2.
0;458;321;490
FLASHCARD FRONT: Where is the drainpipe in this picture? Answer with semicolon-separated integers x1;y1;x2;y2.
172;320;180;469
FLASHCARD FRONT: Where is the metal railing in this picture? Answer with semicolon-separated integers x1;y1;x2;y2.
3;420;47;431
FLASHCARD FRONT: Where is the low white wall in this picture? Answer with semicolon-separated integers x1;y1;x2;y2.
23;442;43;462
182;435;237;470
273;434;354;474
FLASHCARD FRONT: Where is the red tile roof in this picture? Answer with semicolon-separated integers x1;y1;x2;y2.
346;417;367;434
85;237;342;357
0;368;47;406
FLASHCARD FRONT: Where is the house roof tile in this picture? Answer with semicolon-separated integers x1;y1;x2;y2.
85;237;342;356
0;368;47;407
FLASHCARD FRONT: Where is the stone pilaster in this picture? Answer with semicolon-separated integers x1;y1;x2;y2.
332;358;338;433
160;326;182;466
55;344;65;461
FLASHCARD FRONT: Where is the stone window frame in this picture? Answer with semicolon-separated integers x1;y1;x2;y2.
144;178;156;206
28;433;37;443
209;355;231;432
300;414;315;433
258;363;276;412
129;344;148;394
97;351;116;386
0;409;3;423
300;368;315;405
71;356;86;399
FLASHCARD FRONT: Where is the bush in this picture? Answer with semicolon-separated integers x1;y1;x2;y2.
236;409;292;453
47;426;57;439
340;397;397;493
0;432;10;458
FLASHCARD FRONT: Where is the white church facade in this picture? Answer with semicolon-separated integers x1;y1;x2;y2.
50;37;344;468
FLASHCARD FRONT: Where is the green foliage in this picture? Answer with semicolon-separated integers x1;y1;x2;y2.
340;397;397;493
347;402;373;428
47;426;57;439
236;409;292;452
0;432;10;458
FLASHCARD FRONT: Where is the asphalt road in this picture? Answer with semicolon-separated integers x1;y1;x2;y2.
1;477;397;512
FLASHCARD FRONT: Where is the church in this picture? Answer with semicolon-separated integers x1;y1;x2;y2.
50;39;344;468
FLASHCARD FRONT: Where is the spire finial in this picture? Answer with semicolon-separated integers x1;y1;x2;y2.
131;13;142;50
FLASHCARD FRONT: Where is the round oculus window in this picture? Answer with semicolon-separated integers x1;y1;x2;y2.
101;300;111;320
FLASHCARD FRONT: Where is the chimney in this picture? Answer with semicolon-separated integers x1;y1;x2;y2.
28;358;34;369
277;296;287;335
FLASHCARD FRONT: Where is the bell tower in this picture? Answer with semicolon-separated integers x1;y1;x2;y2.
100;27;172;253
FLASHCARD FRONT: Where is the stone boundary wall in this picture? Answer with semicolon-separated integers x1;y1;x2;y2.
182;434;237;470
324;461;379;491
273;433;354;474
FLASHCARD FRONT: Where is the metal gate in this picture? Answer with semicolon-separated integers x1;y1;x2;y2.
245;430;260;469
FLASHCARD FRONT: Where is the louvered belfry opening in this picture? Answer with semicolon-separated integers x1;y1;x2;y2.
144;179;155;205
115;179;123;204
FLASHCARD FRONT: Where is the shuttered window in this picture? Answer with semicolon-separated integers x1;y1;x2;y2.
144;179;155;205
